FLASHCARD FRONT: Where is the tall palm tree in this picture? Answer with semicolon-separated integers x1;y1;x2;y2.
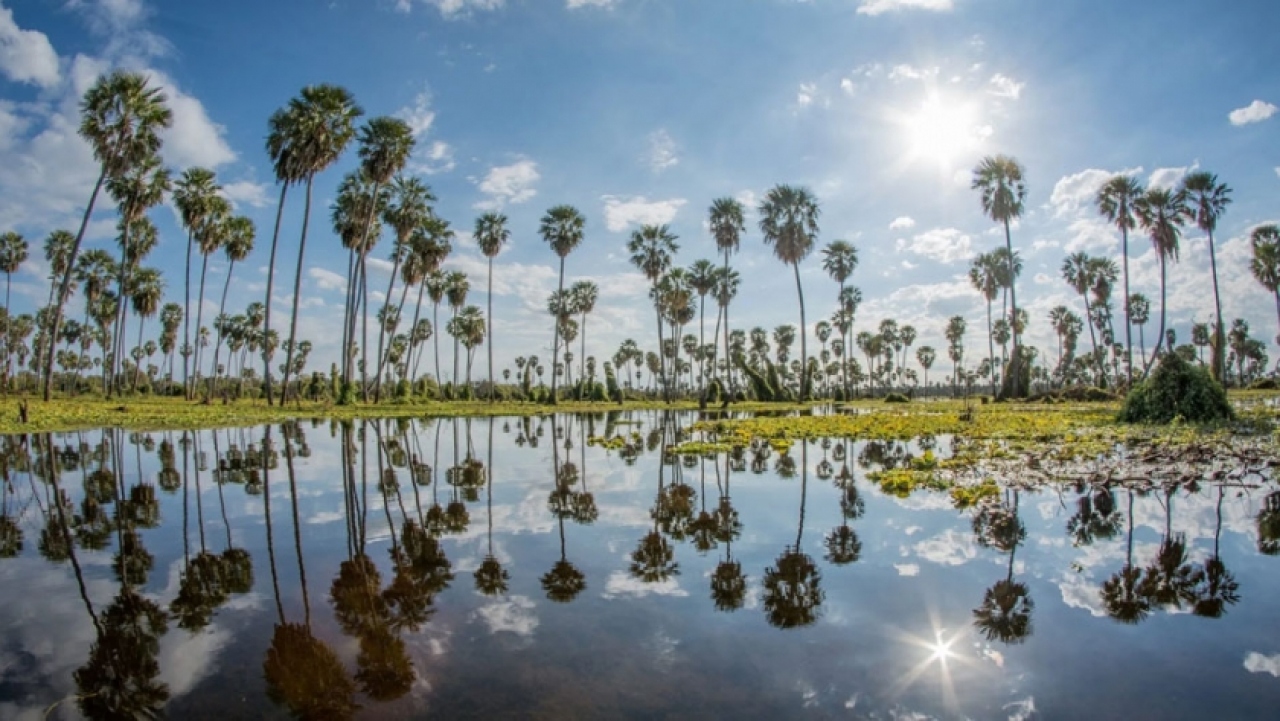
0;232;27;315
971;155;1027;398
945;315;966;395
570;280;599;391
173;168;222;399
821;240;858;397
1181;171;1233;382
406;222;452;385
969;252;1001;395
1135;187;1190;372
709;197;746;395
1250;225;1280;341
915;345;935;390
425;270;447;390
127;267;164;391
474;212;509;401
1127;293;1151;372
208;216;255;400
758;185;820;401
46;71;172;401
688;259;717;395
444;271;470;393
265;84;362;406
627;224;679;401
191;197;230;393
347;118;414;401
1096;174;1145;386
375;175;434;400
539;205;586;404
1061;252;1101;382
712;267;741;393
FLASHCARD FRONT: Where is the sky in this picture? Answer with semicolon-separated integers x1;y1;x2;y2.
1;0;1279;380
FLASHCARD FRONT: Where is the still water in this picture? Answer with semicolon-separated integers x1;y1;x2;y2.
0;412;1278;719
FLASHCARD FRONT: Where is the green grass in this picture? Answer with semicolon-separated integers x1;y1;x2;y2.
0;395;822;434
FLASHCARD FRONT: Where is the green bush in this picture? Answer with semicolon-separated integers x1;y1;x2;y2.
884;392;910;404
1118;351;1233;424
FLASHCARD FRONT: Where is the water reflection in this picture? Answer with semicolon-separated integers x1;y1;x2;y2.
0;414;1277;719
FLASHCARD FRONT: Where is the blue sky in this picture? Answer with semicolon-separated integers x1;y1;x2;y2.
1;0;1279;378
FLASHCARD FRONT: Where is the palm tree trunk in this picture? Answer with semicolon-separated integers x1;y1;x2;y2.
375;271;414;401
723;253;735;400
1273;291;1280;343
360;258;372;401
1149;255;1169;375
1207;230;1226;383
487;257;495;402
550;257;565;405
282;175;316;406
655;301;667;402
43;168;108;400
208;259;237;402
340;247;357;388
1121;227;1133;387
432;301;441;391
697;295;705;396
986;298;995;396
408;282;426;383
193;252;211;399
107;225;131;399
262;184;289;407
373;245;405;402
1081;292;1099;383
792;263;809;402
133;316;145;391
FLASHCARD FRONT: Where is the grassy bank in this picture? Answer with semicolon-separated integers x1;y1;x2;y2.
0;395;821;434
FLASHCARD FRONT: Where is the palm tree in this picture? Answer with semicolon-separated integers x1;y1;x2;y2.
821;240;858;397
945;315;966;395
127;268;164;391
762;442;823;628
347;118;415;400
172;168;222;398
1135;187;1190;372
628;224;679;401
331;170;386;395
969;252;1001;395
444;271;470;393
1061;252;1102;382
1127;294;1151;371
207;216;255;400
972;155;1027;398
570;280;599;394
759;185;820;401
191;197;230;393
1096;174;1145;386
688;259;717;395
1181;171;1233;382
375;175;434;400
265;84;362;406
474;212;509;401
404;220;452;384
539;205;586;404
425;270;448;389
709;197;746;396
712;267;741;393
44;71;172;401
1249;225;1280;344
915;345;935;390
0;232;27;379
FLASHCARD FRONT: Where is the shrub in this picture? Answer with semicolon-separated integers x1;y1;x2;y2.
884;392;910;403
1118;351;1233;424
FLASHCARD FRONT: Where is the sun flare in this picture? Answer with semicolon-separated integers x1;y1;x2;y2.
903;93;983;169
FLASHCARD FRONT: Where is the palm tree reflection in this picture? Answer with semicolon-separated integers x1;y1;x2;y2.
971;488;1033;644
763;441;823;629
710;453;746;612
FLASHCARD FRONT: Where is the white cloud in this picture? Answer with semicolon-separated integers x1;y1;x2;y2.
401;0;505;19
913;529;977;566
567;0;617;7
646;129;678;173
796;81;822;109
474;158;539;210
894;563;920;576
0;5;61;87
1228;100;1277;126
987;73;1023;100
1049;168;1114;218
1062;217;1117;254
1148;163;1195;191
856;0;953;16
895;227;974;264
474;595;539;637
151;71;236;170
601;195;686;233
1244;652;1280;678
889;216;916;231
308;267;347;292
413;140;456;175
888;64;939;82
839;78;856;96
396;90;436;137
602;570;688;599
222;180;272;209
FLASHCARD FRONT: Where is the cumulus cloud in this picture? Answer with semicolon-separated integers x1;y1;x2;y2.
567;0;617;7
396;89;436;137
913;529;977;566
796;82;824;109
1049;168;1119;218
646;129;678;173
474;158;539;210
894;563;920;576
1148;163;1196;191
1228;100;1277;126
987;73;1023;100
889;216;916;231
601;195;686;233
222;180;272;209
602;571;688;599
856;0;953;16
308;267;347;292
895;227;975;264
1244;652;1280;677
398;0;505;18
413;140;456;175
150;70;237;170
0;4;61;87
475;595;539;637
888;63;939;82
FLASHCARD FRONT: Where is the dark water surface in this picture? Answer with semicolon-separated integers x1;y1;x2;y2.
1;412;1278;720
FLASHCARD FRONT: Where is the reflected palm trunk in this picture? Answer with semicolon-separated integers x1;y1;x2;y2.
762;441;823;629
475;417;508;596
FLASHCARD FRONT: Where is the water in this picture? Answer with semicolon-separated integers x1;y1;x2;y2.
1;412;1278;720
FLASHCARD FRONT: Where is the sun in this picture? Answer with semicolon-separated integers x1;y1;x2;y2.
902;93;983;170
